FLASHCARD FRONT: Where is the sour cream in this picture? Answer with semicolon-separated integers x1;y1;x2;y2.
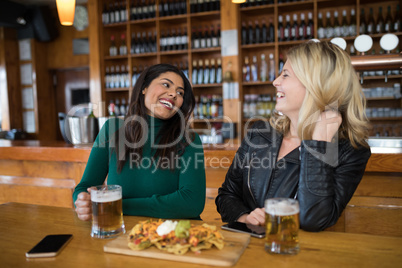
156;220;178;236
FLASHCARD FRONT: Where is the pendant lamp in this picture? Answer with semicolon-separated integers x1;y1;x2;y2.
56;0;76;26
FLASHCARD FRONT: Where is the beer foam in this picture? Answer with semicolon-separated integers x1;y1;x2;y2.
265;200;299;216
91;191;122;203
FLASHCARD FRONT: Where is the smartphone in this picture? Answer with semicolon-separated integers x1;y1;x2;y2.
221;222;266;238
25;234;73;258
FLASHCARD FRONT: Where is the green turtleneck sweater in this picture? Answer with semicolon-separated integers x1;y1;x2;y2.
72;116;206;219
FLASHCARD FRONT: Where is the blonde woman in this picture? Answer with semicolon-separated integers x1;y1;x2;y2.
216;41;371;231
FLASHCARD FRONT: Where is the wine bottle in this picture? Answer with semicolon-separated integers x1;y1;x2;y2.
284;15;291;41
119;34;127;55
268;53;275;81
248;21;254;44
192;60;198;84
393;5;401;32
200;26;206;48
299;13;306;40
341;10;348;37
268;18;275;43
376;7;385;34
120;1;127;22
333;11;341;37
306;12;313;39
108;100;116;117
182;27;188;50
278;15;284;42
278;54;284;74
291;14;299;41
109;3;115;24
260;54;267;82
360;8;367;34
261;19;267;43
191;27;197;49
211;25;218;47
251;56;258;82
349;9;356;36
105;66;110;88
209;58;216;84
317;12;325;39
255;20;261;44
109;35;117;56
114;65;120;88
203;59;210;84
205;26;212;48
114;2;121;23
197;60;204;84
243;56;251;82
325;11;334;38
367;8;375;35
384;6;393;33
102;4;109;24
242;22;247;45
216;58;222;84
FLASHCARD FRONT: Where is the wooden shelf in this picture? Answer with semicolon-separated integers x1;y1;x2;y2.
192;83;222;88
105;87;130;92
368;117;402;121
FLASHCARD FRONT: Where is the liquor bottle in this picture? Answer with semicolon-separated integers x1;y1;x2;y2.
168;29;175;51
192;60;198;85
203;59;210;84
217;24;221;46
255;20;261;44
119;34;127;55
140;32;146;53
125;65;130;87
160;30;167;51
360;8;367;34
163;0;170;16
114;65;120;88
109;66;115;88
341;10;348;37
115;99;121;116
268;18;275;43
325;11;334;38
333;11;341;37
393;5;401;32
384;6;393;33
248;21;254;44
278;54;284;74
299;13;306;40
243;56;251;82
269;53;275;81
291;14;299;41
105;66;110;88
260;54;267;82
198;0;204;13
376;7;385;34
209;58;216;84
278;15;284;42
130;33;135;54
349;44;356;56
284;15;291;41
317;12;325;39
349;9;356;36
119;65;125;88
367;8;375;35
251;56;258;82
120;99;127;117
109;35;117;56
175;28;182;50
307;12;313;39
197;60;204;84
216;58;222;84
102;4;109;24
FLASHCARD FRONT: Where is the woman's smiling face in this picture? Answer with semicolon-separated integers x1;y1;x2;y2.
143;72;185;120
273;60;306;120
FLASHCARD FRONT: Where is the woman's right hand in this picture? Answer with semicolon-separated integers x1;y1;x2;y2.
237;208;265;226
74;188;92;221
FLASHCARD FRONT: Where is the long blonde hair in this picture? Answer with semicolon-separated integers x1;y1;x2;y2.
270;41;370;148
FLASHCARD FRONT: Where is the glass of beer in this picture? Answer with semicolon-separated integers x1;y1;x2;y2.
264;198;300;254
90;185;125;238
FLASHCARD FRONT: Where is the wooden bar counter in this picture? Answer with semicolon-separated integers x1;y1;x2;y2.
0;140;401;237
1;202;401;268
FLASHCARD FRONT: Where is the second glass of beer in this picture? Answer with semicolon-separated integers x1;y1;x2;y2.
90;185;125;238
264;198;300;254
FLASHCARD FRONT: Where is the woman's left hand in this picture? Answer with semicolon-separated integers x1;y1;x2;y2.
312;110;342;142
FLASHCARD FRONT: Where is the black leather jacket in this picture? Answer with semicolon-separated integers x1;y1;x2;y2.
215;121;371;231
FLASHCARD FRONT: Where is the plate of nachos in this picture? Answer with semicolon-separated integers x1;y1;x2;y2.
128;219;224;255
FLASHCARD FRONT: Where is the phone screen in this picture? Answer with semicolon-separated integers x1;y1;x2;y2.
221;222;266;238
26;234;73;258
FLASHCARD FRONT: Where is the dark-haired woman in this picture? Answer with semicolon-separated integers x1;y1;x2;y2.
73;64;206;220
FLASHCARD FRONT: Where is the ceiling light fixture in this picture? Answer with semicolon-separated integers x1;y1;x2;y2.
56;0;76;26
232;0;246;3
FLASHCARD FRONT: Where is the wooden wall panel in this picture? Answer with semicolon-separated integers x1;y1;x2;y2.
0;28;23;130
46;8;89;70
356;172;402;198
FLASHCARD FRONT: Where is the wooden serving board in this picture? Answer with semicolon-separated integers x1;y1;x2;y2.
104;230;250;266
